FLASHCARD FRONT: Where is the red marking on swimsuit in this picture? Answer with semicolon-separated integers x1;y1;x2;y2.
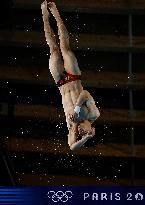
57;71;81;87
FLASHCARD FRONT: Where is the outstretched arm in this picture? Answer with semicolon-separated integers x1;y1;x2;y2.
70;137;89;151
70;128;95;151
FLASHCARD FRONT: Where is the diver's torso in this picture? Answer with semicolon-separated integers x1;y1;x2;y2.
59;80;88;128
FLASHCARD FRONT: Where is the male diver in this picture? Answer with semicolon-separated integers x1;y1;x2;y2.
41;1;100;151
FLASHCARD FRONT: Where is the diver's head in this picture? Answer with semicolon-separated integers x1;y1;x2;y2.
78;120;94;136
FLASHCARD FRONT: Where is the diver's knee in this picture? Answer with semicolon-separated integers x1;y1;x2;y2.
97;111;100;118
96;108;100;118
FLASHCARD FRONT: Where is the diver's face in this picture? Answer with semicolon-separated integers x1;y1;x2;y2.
78;121;92;136
78;125;88;136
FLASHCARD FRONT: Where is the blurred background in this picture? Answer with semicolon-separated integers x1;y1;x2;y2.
0;0;145;186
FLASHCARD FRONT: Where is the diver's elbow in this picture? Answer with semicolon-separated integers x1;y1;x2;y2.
69;142;80;151
96;108;100;119
97;110;100;118
70;145;75;151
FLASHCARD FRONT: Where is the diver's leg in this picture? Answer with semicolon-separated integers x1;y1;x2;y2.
41;1;64;83
48;2;81;75
49;46;64;83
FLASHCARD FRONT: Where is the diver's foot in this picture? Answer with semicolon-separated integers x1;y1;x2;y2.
48;2;60;18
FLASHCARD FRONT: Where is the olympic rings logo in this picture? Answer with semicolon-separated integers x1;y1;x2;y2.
47;190;73;203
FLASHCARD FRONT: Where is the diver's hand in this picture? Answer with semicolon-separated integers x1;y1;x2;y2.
68;112;78;123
